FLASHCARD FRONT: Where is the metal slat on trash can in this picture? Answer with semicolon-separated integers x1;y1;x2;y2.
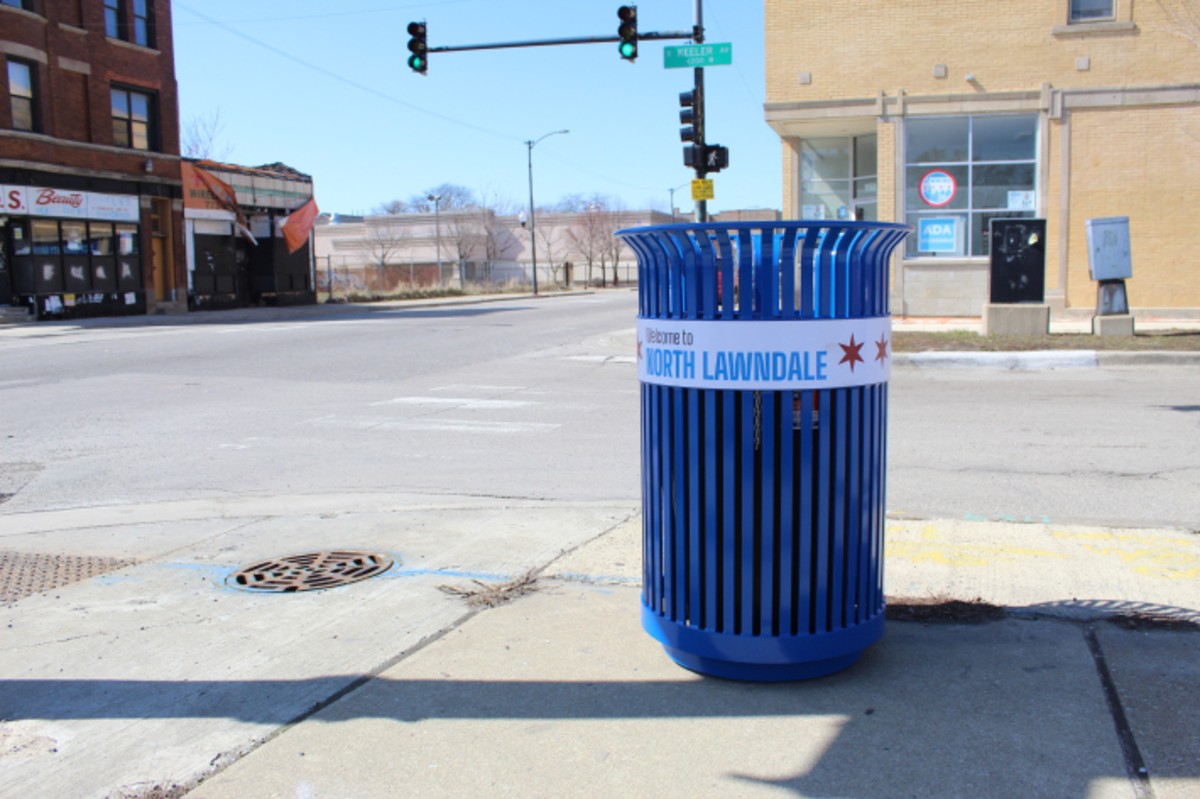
621;220;910;681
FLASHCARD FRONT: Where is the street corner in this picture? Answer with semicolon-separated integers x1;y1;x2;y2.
884;517;1200;622
546;513;641;586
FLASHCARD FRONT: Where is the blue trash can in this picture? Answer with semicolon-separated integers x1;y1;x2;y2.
618;220;911;681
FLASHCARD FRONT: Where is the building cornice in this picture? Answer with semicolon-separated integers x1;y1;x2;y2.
765;83;1200;134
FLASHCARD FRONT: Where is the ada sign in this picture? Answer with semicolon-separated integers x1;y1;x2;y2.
917;216;962;254
919;169;957;207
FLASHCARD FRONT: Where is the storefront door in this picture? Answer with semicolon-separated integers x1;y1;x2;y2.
150;198;173;302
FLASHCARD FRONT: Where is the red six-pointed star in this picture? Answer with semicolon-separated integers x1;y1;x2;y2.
875;335;889;363
838;334;865;372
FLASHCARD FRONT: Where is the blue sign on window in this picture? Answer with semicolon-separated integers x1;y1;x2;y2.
918;216;962;254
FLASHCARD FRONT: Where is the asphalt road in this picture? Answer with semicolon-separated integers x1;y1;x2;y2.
3;290;1196;530
0;293;642;514
2;291;1197;798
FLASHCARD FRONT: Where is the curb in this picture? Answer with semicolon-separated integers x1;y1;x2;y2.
895;350;1200;370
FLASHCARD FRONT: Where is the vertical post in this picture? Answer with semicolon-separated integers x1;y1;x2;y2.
693;0;707;224
524;129;567;297
326;255;333;302
430;195;443;288
526;140;539;296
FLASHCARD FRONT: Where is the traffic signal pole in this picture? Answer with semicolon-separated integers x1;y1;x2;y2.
693;0;707;223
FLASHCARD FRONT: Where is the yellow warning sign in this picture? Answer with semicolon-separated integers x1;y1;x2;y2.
691;179;714;201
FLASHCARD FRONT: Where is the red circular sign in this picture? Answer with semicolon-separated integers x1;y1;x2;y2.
919;169;957;207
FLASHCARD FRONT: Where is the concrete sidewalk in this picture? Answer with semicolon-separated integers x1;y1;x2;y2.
0;510;1196;798
169;516;1196;799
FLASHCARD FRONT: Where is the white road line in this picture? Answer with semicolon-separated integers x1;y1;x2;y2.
306;415;558;434
370;397;533;409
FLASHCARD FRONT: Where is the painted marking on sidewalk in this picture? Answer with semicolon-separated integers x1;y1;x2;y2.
887;523;1066;567
1051;529;1200;580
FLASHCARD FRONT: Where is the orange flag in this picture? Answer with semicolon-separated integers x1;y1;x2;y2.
192;165;257;244
193;167;240;213
280;198;319;254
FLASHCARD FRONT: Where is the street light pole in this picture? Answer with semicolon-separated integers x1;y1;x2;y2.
525;128;568;296
427;193;443;287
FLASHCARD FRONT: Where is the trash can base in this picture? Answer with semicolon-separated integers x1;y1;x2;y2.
642;604;884;682
663;647;864;682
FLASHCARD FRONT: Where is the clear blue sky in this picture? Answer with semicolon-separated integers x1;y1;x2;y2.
171;1;781;217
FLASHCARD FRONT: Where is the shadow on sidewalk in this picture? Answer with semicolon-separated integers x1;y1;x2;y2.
3;617;1197;798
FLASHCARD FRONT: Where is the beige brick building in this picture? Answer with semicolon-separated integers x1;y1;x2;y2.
764;0;1200;315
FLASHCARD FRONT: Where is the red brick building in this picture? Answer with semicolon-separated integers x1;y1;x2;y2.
1;0;183;320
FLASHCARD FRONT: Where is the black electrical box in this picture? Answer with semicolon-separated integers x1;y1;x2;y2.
989;218;1046;304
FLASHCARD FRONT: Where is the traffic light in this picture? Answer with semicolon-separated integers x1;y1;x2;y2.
679;88;703;168
617;5;637;61
407;21;428;74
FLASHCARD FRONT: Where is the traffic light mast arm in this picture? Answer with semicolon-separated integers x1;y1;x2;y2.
424;30;691;54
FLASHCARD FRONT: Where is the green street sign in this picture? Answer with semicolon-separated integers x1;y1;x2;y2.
664;43;732;69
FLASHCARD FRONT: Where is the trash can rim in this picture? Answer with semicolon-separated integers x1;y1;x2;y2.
616;219;913;237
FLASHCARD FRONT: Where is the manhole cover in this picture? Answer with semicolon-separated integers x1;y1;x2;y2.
227;551;394;593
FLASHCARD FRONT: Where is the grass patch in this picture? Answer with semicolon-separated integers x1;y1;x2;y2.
893;329;1200;353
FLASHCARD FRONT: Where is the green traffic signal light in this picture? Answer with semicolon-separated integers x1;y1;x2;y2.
407;21;428;74
617;5;637;61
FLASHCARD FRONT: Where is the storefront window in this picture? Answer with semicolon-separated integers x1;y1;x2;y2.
116;223;138;255
905;114;1037;258
62;220;88;255
800;134;877;221
11;220;31;256
90;223;115;256
32;220;60;255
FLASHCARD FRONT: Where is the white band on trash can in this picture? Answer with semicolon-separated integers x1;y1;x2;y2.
637;316;891;390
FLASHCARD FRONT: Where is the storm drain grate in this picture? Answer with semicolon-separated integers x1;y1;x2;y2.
226;551;395;593
0;550;137;603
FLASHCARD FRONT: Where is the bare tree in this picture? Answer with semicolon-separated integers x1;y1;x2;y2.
477;189;521;280
363;218;410;292
182;110;233;161
535;210;564;288
374;198;409;215
598;200;629;287
409;184;476;213
443;211;484;286
566;202;609;287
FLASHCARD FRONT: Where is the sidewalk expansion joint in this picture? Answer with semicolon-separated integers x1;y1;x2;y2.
1083;626;1156;799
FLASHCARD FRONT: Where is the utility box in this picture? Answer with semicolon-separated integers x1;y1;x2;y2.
988;218;1046;304
1086;216;1133;333
1086;217;1132;281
